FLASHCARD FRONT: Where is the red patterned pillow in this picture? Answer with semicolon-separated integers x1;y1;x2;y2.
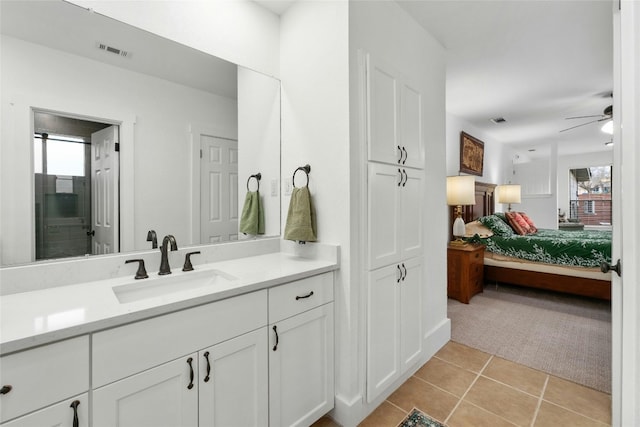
518;212;538;234
505;211;531;235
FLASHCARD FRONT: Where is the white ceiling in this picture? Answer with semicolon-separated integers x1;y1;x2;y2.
396;0;614;159
258;0;614;158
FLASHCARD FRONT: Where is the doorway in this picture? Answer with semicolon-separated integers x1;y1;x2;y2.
33;111;119;261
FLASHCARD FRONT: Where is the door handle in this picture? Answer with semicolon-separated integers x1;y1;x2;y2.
600;259;621;277
86;230;95;237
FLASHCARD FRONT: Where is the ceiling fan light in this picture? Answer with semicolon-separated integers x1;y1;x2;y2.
601;120;613;135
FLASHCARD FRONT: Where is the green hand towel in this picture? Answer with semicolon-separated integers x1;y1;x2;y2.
239;191;265;235
284;186;317;242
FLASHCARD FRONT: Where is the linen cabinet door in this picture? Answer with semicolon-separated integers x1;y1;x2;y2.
269;304;334;427
366;55;401;165
199;328;268;427
366;264;401;402
2;394;88;427
399;257;423;371
368;163;402;270
400;81;424;169
93;354;198;427
399;167;423;260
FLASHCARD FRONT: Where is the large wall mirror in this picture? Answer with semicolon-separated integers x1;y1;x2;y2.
0;0;281;267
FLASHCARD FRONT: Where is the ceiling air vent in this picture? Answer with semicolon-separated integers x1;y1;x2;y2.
490;117;506;124
96;42;132;59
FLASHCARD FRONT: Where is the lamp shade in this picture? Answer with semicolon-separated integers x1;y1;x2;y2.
497;184;521;204
446;176;476;206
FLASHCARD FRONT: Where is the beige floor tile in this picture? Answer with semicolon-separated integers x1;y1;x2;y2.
543;376;611;424
482;356;547;396
448;400;518;427
387;376;458;423
358;401;406;427
534;401;610;427
414;357;477;397
434;341;491;373
464;376;538;426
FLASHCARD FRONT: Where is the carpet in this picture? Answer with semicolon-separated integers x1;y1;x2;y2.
448;283;611;393
399;409;446;427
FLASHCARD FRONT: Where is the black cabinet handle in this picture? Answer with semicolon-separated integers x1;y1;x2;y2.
397;145;402;164
0;385;11;395
272;325;279;351
70;400;80;427
401;169;407;187
401;263;407;281
397;168;402;187
203;351;211;383
397;264;402;283
402;146;407;164
295;291;314;300
187;357;194;390
86;230;95;237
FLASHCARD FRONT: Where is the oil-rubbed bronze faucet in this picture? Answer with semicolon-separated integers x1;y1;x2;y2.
147;230;158;249
159;235;178;275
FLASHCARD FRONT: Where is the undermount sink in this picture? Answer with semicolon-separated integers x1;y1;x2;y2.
113;269;238;304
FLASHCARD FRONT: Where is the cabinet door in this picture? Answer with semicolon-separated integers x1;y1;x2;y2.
2;394;88;427
199;329;268;427
400;82;423;168
367;55;401;165
368;163;402;269
399;257;423;371
400;168;423;259
93;354;198;427
366;264;401;402
269;304;334;427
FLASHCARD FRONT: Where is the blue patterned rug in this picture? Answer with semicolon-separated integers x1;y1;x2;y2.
399;409;446;427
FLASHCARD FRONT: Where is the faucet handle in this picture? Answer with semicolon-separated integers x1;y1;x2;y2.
183;251;201;272
125;259;149;279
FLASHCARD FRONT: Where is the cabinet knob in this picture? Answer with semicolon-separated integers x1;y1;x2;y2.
0;385;12;395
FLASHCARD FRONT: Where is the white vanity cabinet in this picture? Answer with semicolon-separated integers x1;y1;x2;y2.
268;273;335;427
91;290;268;427
0;336;89;425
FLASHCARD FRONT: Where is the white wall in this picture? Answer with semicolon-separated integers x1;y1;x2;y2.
0;35;239;265
68;0;280;78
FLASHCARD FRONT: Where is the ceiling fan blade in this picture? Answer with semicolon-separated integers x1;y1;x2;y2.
559;119;601;133
565;114;606;120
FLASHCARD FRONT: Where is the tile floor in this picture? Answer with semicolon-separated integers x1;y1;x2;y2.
315;341;611;427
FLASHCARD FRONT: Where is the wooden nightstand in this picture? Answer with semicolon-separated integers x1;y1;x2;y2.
447;244;485;304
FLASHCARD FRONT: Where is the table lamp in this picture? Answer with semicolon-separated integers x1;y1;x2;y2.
447;175;476;245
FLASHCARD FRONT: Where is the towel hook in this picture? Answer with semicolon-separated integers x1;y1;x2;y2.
247;173;262;192
292;164;311;188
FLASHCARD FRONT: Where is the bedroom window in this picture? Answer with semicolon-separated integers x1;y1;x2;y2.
568;165;612;225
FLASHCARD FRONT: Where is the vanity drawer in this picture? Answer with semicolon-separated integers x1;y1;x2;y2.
92;290;267;388
269;272;334;323
0;336;89;423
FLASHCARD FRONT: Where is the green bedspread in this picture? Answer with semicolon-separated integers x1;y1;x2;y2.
470;228;612;268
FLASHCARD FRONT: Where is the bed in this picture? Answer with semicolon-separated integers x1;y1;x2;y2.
451;182;612;300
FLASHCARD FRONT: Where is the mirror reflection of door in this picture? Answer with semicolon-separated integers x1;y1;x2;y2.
200;135;239;243
33;111;119;261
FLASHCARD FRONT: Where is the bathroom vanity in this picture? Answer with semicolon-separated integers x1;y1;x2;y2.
0;243;338;427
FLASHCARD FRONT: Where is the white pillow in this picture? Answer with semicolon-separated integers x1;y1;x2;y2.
464;220;494;238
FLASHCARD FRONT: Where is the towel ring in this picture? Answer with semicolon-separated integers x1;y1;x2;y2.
292;164;311;188
247;173;262;192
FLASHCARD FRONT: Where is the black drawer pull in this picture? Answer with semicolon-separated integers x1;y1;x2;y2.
203;351;211;383
272;325;279;351
397;264;402;283
397;145;402;164
401;263;407;281
187;357;194;390
70;400;80;427
0;385;11;395
401;146;407;164
295;291;314;300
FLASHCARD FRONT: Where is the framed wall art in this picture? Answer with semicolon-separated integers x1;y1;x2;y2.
459;131;484;176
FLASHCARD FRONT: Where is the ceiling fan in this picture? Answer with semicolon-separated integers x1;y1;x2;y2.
560;104;613;133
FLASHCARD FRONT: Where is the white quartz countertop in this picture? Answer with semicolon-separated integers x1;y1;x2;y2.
0;252;338;355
